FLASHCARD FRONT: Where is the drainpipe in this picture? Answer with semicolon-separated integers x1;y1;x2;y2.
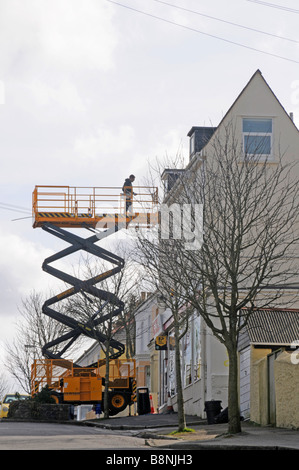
201;320;207;418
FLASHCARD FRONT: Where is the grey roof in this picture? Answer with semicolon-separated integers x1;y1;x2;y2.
246;309;299;346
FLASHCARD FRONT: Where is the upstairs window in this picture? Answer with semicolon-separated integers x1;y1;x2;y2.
190;133;195;156
242;118;273;159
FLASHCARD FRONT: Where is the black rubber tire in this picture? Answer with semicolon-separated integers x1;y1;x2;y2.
108;392;127;415
50;391;63;404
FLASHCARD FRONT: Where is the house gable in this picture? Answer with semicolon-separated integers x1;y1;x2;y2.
197;70;299;165
216;70;298;131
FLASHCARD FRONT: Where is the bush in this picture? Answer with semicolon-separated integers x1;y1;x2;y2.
32;385;56;404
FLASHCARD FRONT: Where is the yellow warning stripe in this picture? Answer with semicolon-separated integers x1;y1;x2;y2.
37;212;92;218
37;212;74;218
132;379;137;401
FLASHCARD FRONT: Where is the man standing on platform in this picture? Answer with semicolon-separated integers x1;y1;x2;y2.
122;174;136;214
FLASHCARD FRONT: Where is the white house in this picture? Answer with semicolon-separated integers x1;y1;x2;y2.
154;69;299;419
158;311;228;417
78;70;299;424
134;292;156;391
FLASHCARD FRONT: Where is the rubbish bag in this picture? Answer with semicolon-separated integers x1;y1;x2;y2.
204;400;222;424
214;407;229;423
214;407;245;423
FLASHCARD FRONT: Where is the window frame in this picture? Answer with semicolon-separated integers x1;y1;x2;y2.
190;133;195;156
242;117;274;160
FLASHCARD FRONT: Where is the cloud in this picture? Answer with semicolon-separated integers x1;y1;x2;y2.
0;0;122;190
74;124;136;160
28;78;86;113
0;0;118;76
38;1;118;72
0;228;52;311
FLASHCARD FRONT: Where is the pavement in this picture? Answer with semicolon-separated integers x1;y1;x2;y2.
80;412;299;450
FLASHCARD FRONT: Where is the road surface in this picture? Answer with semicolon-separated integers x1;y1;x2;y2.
0;421;157;450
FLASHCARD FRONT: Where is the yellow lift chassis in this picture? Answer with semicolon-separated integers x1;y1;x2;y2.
31;185;158;416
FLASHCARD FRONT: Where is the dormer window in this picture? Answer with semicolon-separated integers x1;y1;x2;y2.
161;169;185;196
242;118;273;159
190;133;195;156
187;126;216;160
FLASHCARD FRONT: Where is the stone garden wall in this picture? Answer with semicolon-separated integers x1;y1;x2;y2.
8;400;72;421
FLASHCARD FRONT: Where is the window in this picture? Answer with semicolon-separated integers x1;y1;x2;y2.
182;315;201;388
4;394;28;403
183;329;192;386
242;118;272;158
190;133;195;156
168;331;176;396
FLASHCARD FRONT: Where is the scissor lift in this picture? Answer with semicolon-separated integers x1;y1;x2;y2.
31;185;158;416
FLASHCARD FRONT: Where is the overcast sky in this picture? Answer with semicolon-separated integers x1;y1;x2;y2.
1;0;299;388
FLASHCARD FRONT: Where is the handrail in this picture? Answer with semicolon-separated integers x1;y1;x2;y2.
32;185;158;228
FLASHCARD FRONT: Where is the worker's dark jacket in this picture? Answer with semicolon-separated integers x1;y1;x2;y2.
122;178;133;196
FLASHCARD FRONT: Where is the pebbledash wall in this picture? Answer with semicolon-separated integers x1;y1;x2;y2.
274;352;299;428
251;349;299;429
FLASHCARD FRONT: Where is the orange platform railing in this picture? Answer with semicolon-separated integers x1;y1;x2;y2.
32;185;159;228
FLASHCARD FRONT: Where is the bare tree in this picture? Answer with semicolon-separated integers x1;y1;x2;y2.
136;123;299;434
0;372;9;399
134;218;194;432
4;291;71;393
182;126;299;433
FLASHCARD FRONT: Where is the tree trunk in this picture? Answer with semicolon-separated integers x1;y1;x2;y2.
174;322;186;432
227;346;241;434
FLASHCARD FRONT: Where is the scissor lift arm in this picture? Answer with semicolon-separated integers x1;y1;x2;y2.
31;185;158;414
40;222;125;363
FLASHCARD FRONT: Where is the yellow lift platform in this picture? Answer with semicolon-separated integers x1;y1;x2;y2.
31;184;158;416
32;185;159;228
